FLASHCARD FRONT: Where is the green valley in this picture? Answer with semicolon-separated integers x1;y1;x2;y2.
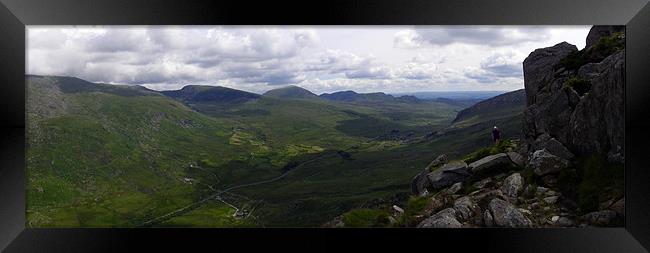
26;75;523;227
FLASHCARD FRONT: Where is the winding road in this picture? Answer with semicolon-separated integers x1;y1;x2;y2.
139;152;337;227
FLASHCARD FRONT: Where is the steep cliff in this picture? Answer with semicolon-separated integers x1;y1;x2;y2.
522;25;625;162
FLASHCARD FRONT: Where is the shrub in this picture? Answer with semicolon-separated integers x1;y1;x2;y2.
342;208;390;228
555;155;624;214
565;76;592;96
555;32;625;72
576;156;624;214
395;196;432;227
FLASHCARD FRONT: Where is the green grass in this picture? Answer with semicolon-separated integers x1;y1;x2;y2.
342;208;391;228
463;139;513;164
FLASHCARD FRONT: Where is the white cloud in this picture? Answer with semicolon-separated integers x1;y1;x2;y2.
27;26;591;93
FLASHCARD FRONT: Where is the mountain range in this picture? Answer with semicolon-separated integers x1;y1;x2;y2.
26;74;524;227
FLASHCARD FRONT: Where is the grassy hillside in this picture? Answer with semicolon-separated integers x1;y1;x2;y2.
27;75;523;227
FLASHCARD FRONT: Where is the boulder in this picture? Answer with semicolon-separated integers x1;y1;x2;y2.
473;178;493;189
507;152;526;167
485;198;533;227
523;42;577;106
425;154;448;170
580;210;619;226
469;153;513;176
411;169;431;195
529;149;570;176
447;182;463;195
609;198;625;217
501;173;524;198
453;196;478;222
543;196;559;205
533;134;574;160
427;161;471;190
417;208;462;228
557;217;575;227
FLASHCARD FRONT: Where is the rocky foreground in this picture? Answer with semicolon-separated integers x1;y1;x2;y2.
324;25;625;228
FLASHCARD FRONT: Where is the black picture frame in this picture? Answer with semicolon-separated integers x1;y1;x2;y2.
1;0;649;252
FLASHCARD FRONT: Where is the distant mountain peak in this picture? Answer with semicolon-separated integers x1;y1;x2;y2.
162;85;260;104
263;85;318;99
319;90;419;103
452;89;526;125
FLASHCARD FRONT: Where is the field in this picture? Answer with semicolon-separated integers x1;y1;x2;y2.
26;75;523;227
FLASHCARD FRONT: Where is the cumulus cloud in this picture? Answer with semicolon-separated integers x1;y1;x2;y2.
394;26;552;48
27;26;589;93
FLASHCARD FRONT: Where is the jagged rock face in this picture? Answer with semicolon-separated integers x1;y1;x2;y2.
522;32;624;160
522;42;577;106
585;25;625;49
570;51;625;159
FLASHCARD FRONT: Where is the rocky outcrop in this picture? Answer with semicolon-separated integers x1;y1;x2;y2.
469;153;514;176
522;25;625;161
522;42;577;106
570;50;625;160
585;25;624;49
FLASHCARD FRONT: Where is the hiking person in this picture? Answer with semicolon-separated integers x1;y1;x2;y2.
492;126;501;144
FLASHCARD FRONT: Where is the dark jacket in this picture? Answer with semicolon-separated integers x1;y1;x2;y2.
492;128;501;141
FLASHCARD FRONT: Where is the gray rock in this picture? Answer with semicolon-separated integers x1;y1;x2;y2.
427;161;471;190
533;134;574;160
447;182;463;195
529;149;569;176
473;178;493;189
501;173;524;198
585;25;625;49
411;169;431;195
545;190;558;197
469;153;513;176
551;216;560;223
570;51;625;157
485;198;533;227
609;198;624;216
507;152;526;167
523;42;577;106
536;186;549;194
417;208;462;228
484;209;494;226
453;196;478;222
581;210;619;226
557;217;575;227
426;154;448;170
543;196;559;205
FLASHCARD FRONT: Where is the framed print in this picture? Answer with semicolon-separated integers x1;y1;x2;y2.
1;0;650;252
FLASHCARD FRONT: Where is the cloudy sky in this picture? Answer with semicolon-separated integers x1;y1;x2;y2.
27;26;591;94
